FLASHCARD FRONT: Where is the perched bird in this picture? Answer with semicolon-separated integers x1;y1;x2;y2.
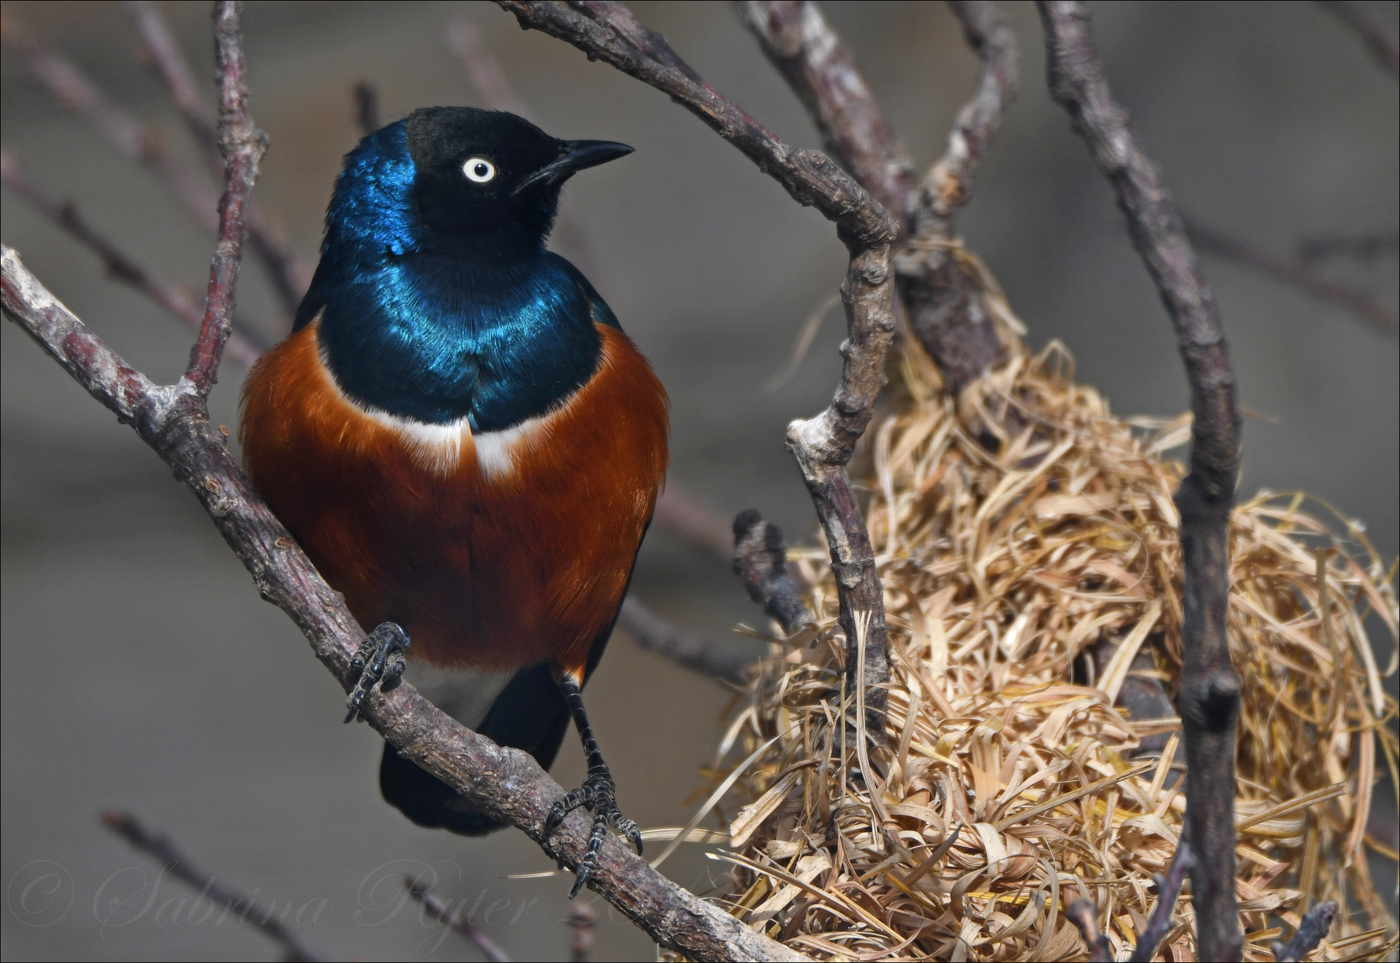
240;107;668;894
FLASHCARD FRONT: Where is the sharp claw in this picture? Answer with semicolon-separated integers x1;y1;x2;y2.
342;622;410;724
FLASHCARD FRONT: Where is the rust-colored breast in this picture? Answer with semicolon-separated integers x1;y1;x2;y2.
239;321;669;674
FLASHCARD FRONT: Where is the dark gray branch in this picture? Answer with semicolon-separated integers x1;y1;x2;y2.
1038;3;1243;960
1271;900;1338;962
1127;840;1194;963
617;598;753;686
495;0;896;732
102;811;328;963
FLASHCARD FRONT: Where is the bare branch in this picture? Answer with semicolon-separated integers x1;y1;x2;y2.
1189;220;1396;334
123;0;220;157
1127;840;1194;963
1271;899;1339;962
897;1;1018;393
732;510;813;635
404;876;512;963
0;150;263;366
1039;4;1244;960
1065;898;1114;962
1299;228;1400;262
353;81;381;138
617;598;753;686
1;14;224;235
1319;0;1399;76
184;1;266;398
102;811;329;963
123;0;313;313
736;1;917;220
495;0;896;731
2;9;309;319
450;20;529;115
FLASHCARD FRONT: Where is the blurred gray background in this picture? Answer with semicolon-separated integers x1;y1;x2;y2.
2;2;1396;960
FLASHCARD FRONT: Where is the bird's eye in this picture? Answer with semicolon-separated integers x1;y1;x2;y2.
463;157;496;184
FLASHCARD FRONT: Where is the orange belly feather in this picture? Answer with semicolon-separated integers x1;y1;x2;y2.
239;321;669;676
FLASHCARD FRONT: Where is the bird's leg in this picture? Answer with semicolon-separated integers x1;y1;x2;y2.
545;673;641;898
343;622;410;723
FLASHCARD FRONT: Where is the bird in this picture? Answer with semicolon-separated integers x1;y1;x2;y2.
239;106;668;895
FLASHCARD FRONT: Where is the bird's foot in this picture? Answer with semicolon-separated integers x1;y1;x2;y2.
545;765;642;898
343;622;409;723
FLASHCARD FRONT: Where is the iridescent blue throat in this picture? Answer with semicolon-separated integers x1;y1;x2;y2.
294;122;613;432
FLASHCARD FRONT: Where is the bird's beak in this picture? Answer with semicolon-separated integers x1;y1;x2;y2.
512;140;634;196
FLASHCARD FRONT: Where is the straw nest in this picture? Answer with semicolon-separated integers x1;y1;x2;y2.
698;330;1398;961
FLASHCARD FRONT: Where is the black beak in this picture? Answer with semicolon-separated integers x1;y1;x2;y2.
512;139;633;196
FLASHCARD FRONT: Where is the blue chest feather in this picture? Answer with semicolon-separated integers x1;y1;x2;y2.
294;122;617;432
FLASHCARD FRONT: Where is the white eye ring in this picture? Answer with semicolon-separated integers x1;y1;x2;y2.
463;157;496;183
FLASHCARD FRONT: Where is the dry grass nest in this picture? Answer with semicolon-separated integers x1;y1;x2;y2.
690;328;1399;961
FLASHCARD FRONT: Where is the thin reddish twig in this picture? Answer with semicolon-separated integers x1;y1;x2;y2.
0;150;264;366
122;0;313;313
184;1;266;398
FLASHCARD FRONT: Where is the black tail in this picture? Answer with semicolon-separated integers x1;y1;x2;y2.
378;623;614;835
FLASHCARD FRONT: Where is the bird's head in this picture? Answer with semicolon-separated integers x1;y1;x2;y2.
325;106;632;259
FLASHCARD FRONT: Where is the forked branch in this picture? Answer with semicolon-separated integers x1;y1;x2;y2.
496;0;897;730
0;5;805;960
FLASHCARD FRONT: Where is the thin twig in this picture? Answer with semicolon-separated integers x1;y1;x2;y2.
732;509;813;634
0;150;263;366
897;0;1018;392
1319;0;1399;76
404;876;513;963
1;14;223;235
736;1;917;220
653;485;734;560
1127;840;1194;963
122;0;220;161
1271;899;1339;962
1039;3;1244;960
495;0;898;733
1065;897;1113;962
566;903;596;963
122;0;313;312
741;1;1019;393
185;1;265;398
352;81;381;138
449;20;528;114
101;811;328;963
617;598;753;686
1188;220;1396;334
1298;229;1400;262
